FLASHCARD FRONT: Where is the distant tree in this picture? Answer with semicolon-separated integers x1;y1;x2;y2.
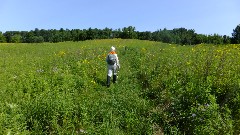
208;34;223;45
3;31;13;43
53;35;61;43
138;31;152;40
71;29;80;41
121;27;128;39
59;28;65;42
43;29;61;43
34;28;40;36
186;29;195;45
10;34;22;43
160;28;173;43
232;24;240;44
30;36;44;43
85;28;99;40
121;26;137;39
128;26;137;39
79;30;87;41
223;35;231;44
93;28;100;39
172;34;181;44
0;32;6;43
39;29;53;42
86;28;95;40
152;30;161;41
194;34;207;44
25;31;35;43
172;28;196;45
64;29;72;41
101;27;112;39
0;26;233;45
112;29;122;38
2;31;22;43
20;31;28;43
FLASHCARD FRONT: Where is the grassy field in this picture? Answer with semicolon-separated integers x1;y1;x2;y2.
0;39;240;134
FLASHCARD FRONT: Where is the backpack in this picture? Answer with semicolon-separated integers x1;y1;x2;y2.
107;54;117;65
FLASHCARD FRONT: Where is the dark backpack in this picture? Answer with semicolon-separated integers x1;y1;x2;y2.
107;54;116;65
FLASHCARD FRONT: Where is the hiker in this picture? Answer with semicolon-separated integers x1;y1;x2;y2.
106;46;120;87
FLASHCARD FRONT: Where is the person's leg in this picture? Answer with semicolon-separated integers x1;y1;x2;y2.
107;65;113;87
107;75;111;87
113;65;117;83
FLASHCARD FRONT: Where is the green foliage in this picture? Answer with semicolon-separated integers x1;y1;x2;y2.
10;34;22;43
232;24;240;44
0;32;6;43
121;26;138;39
207;34;224;45
138;31;152;40
3;24;240;44
0;39;240;134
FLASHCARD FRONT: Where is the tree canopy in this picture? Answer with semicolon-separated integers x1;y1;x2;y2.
0;24;239;45
232;24;240;44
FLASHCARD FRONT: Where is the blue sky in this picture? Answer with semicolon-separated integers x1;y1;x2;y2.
0;0;239;36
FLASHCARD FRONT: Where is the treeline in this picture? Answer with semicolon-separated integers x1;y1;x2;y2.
0;25;240;45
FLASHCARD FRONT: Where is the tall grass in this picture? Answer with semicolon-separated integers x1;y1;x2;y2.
0;39;240;134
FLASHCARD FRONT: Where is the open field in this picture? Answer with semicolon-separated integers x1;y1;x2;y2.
0;39;240;134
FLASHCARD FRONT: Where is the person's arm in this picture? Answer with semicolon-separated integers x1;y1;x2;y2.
115;54;120;69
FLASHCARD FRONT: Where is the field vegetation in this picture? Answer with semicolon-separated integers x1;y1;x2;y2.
0;39;240;134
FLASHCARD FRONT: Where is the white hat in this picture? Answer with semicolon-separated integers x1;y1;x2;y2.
110;46;115;51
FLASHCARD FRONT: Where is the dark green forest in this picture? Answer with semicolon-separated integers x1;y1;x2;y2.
0;24;240;44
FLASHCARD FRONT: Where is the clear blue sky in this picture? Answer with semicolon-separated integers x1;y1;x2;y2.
0;0;239;36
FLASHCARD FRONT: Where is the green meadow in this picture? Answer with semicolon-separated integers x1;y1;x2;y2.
1;39;240;134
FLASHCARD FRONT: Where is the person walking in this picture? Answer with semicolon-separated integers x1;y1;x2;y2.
106;46;120;87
